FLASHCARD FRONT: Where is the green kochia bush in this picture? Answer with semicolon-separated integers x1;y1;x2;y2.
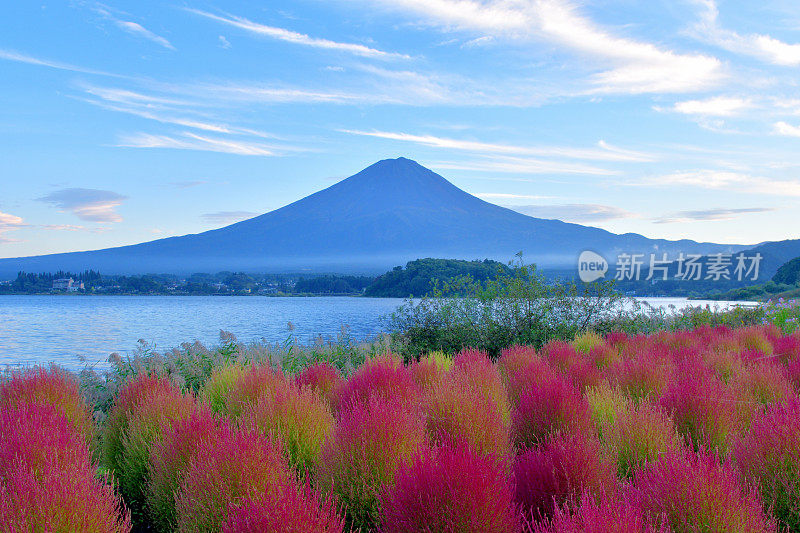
146;405;220;533
103;374;195;519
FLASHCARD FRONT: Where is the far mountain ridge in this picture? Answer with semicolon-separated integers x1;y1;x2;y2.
0;157;771;277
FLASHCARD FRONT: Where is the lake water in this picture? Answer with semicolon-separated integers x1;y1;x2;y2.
0;295;752;370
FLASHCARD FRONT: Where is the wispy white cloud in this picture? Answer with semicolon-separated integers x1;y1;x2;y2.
370;0;724;94
653;207;775;224
38;188;127;223
114;20;175;50
774;121;800;137
218;35;232;49
432;156;618;176
93;4;175;50
188;9;408;60
201;211;259;225
666;96;753;117
0;211;26;243
116;131;292;156
505;203;638;222
692;0;800;66
342;130;655;162
0;49;117;77
646;170;800;197
42;224;87;231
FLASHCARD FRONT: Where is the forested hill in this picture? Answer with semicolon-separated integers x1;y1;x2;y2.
363;258;512;297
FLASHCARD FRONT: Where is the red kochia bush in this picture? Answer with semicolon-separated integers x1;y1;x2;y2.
332;354;418;411
659;357;741;455
381;442;520;533
317;395;427;531
513;432;616;520
511;375;593;450
533;490;664;533
222;478;344;533
504;357;559;407
294;361;341;405
0;403;131;533
632;450;773;533
454;349;511;422
146;405;220;532
174;426;291;533
735;396;800;532
0;365;94;443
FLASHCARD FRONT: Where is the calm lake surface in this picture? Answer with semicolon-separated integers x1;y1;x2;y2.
0;295;751;370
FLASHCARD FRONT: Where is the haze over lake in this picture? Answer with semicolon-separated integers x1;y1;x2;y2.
0;295;750;371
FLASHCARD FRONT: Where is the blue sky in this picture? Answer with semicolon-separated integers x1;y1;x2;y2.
1;0;799;259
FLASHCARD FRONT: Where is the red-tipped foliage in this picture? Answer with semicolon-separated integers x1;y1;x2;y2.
114;379;196;517
511;375;593;449
424;370;512;457
225;364;285;418
659;356;741;454
608;353;674;401
409;356;445;390
222;478;344;533
294;361;341;405
103;374;178;473
771;333;800;364
454;348;511;422
513;432;616;520
0;403;131;532
632;450;773;532
332;355;418;411
532;490;665;533
317;395;427;531
240;380;335;475
146;404;221;532
174;426;291;533
540;341;580;371
381;441;521;533
0;365;93;443
499;345;541;382
735;396;800;531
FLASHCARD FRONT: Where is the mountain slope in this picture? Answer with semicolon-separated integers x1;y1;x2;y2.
0;157;749;276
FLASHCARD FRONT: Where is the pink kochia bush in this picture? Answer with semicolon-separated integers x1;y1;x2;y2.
146;405;220;533
294;361;341;406
735;397;800;531
381;442;521;533
174;426;291;533
222;478;344;533
513;431;616;520
511;374;593;450
533;490;664;533
317;395;428;531
454;349;511;422
659;357;741;454
632;450;773;532
332;354;418;411
0;365;94;444
0;402;131;533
